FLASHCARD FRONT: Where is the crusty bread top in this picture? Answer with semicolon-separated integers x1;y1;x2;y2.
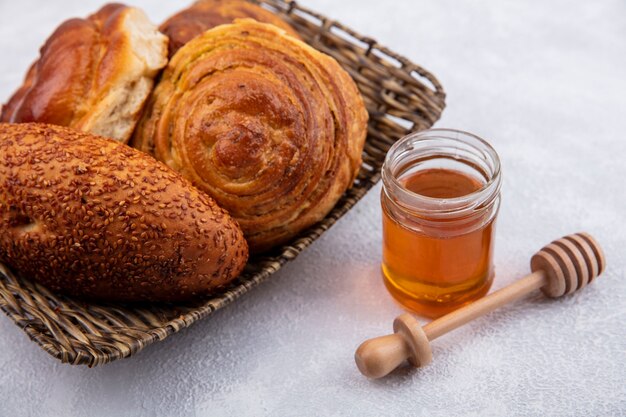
160;0;301;57
0;3;168;143
0;123;248;302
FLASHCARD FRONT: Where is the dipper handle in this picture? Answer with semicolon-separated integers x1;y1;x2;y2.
356;232;605;379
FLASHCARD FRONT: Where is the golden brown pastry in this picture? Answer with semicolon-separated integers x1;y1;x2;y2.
160;0;300;57
132;20;368;252
0;4;168;143
0;123;248;302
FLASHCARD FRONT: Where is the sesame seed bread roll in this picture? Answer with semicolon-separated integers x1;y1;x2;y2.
0;123;248;302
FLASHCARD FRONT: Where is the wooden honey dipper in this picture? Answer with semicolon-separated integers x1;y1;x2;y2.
355;232;606;379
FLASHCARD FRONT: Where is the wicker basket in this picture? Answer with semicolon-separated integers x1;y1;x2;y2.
0;0;446;366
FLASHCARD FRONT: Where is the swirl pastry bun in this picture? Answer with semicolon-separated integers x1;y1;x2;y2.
0;123;248;302
132;19;368;252
0;4;168;143
160;0;301;57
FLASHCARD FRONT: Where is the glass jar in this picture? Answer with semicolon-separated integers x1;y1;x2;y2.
381;129;502;318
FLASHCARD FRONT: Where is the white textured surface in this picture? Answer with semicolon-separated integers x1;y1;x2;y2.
1;0;625;416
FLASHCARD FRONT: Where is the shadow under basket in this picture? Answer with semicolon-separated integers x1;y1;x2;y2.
0;0;446;366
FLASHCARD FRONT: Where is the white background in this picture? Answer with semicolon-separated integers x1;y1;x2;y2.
1;1;625;416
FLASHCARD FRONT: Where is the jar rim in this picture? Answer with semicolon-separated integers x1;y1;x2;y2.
382;128;502;217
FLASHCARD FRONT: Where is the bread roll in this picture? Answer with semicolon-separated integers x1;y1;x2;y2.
0;4;168;143
132;20;368;252
160;0;301;57
0;123;248;302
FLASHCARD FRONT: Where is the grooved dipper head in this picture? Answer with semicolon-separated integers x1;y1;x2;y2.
531;232;605;298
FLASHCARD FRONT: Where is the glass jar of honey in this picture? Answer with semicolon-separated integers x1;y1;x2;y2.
381;129;502;318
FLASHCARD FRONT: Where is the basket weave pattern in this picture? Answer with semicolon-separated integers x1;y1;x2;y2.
0;0;445;366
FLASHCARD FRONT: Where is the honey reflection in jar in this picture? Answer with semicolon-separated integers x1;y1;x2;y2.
381;130;502;318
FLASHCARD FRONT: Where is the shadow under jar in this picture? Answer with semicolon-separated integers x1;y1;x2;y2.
381;129;502;318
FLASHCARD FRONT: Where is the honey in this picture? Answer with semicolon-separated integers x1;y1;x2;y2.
401;169;483;200
381;129;501;318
